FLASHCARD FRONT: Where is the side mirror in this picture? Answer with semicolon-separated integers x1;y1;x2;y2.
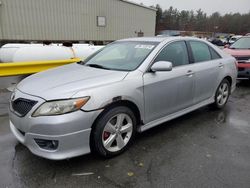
151;61;173;72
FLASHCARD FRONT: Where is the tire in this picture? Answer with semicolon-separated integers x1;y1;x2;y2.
91;106;137;158
212;79;231;109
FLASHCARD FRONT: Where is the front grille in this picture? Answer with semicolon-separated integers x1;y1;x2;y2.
238;67;245;71
235;56;250;62
12;98;38;117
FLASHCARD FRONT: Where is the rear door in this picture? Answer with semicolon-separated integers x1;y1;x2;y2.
187;40;222;104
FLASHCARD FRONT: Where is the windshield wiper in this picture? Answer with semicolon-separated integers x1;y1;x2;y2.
85;64;111;70
77;61;84;65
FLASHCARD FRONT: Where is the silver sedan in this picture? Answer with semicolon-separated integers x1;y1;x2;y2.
9;37;237;160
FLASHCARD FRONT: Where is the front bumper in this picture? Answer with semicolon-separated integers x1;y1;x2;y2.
10;121;92;160
9;89;101;160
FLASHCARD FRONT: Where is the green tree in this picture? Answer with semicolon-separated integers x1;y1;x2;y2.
155;6;250;35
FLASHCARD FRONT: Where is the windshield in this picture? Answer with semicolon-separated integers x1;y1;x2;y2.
230;37;250;49
83;41;158;71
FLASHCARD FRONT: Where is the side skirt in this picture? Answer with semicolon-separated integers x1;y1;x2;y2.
139;98;214;132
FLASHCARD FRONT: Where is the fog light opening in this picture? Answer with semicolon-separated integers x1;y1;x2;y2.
34;139;59;150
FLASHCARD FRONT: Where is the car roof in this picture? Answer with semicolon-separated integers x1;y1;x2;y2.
118;36;205;43
231;35;243;38
241;36;250;38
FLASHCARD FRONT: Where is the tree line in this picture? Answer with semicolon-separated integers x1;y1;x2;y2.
155;5;250;35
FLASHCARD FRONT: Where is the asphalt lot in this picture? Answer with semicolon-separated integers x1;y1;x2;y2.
0;78;250;188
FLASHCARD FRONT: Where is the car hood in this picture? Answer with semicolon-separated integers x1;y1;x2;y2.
17;63;129;100
224;48;250;57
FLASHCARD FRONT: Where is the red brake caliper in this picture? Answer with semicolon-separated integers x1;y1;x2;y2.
103;131;110;140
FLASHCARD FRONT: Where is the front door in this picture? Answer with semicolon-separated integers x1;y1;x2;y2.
143;41;195;123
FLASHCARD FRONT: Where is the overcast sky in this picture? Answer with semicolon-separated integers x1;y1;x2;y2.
132;0;250;15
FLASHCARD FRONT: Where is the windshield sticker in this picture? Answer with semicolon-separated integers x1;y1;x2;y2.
135;45;155;50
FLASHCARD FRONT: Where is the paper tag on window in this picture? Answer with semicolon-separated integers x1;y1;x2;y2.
135;45;155;50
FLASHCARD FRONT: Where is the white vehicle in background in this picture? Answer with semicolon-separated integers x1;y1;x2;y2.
229;35;242;44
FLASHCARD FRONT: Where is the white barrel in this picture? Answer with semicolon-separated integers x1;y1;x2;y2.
72;44;91;47
0;43;43;62
12;46;75;62
0;43;104;63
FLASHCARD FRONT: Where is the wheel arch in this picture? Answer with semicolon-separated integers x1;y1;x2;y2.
91;99;143;130
223;75;233;94
224;75;232;86
89;99;142;153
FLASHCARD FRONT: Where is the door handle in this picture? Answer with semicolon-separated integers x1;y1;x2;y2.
186;70;194;77
219;63;224;68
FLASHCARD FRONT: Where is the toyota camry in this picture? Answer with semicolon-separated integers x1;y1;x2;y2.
9;37;237;160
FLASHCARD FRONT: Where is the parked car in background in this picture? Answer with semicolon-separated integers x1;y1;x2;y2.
228;35;243;44
9;37;237;160
224;36;250;79
210;38;225;46
220;38;228;45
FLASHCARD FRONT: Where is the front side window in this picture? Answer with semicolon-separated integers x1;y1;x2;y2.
83;41;158;71
154;41;189;67
190;41;211;63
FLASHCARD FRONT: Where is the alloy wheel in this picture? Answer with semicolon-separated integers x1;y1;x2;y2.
217;83;229;106
102;113;133;152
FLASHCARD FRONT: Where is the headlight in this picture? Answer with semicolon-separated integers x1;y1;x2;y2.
32;97;90;117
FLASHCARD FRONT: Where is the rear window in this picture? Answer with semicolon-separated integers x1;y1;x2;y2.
209;47;221;60
189;41;211;63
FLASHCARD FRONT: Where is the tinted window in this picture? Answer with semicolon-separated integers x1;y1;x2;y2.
209;47;221;60
154;41;189;67
190;41;211;62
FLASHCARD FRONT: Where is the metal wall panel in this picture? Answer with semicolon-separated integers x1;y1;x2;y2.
0;0;156;41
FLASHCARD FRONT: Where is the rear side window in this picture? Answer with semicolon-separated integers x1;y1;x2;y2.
189;41;211;63
154;41;189;67
209;47;221;60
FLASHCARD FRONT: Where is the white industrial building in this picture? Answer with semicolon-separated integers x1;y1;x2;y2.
0;0;156;45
